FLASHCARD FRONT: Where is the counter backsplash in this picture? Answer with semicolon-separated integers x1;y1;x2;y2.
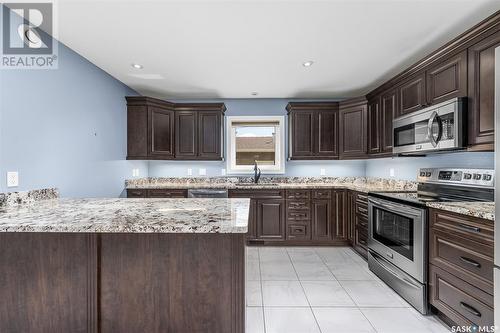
0;188;59;207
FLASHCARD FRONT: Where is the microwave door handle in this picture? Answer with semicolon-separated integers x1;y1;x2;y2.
427;111;442;147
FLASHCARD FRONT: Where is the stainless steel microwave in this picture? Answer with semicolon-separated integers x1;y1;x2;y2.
392;97;467;155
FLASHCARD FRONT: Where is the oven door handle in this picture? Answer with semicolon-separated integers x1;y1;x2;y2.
368;197;423;217
370;251;421;290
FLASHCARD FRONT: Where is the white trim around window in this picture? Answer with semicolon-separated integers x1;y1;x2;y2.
226;115;286;175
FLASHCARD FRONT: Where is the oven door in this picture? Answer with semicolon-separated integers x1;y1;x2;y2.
368;197;427;283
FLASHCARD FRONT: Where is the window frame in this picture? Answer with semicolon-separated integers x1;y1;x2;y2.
226;115;286;175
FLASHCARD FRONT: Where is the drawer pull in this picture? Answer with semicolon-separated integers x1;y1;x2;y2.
459;302;481;317
457;223;480;233
459;256;481;268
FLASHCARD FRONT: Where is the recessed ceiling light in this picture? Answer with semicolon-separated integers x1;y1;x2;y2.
251;92;258;96
131;63;143;69
302;61;314;67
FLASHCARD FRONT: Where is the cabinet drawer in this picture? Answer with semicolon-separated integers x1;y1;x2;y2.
229;189;285;199
355;192;368;203
147;189;187;198
430;228;493;294
355;214;368;229
287;200;310;211
430;264;493;328
430;209;493;245
127;189;147;198
286;223;311;240
355;201;368;217
312;190;331;199
287;211;311;221
286;190;311;200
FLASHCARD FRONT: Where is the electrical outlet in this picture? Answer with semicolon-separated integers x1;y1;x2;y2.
390;168;395;177
199;168;207;176
320;168;326;176
7;171;18;187
187;168;193;176
221;168;226;176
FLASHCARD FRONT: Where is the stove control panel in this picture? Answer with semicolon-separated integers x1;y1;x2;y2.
417;168;494;187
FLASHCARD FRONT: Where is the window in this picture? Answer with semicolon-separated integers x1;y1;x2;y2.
226;116;285;174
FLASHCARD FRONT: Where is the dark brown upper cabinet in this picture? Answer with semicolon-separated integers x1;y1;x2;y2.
380;89;397;155
287;102;339;160
397;72;427;116
367;97;381;154
126;97;225;160
339;97;368;159
426;50;467;105
126;96;175;160
175;104;225;160
467;30;500;151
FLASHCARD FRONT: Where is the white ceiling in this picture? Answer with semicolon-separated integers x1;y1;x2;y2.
56;0;500;99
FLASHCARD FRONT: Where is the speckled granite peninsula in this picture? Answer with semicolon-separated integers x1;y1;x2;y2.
0;189;249;332
0;197;250;233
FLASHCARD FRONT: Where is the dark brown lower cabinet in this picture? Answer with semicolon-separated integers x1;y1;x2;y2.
429;208;494;328
352;192;368;258
311;199;332;240
0;233;245;333
256;199;286;241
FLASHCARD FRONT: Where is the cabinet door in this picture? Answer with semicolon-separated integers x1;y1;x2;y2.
127;105;148;159
312;199;332;240
148;107;175;158
339;103;367;159
397;72;426;116
426;50;467;105
290;111;315;158
467;31;500;149
380;89;397;154
175;111;198;158
198;111;222;160
332;190;347;240
316;111;338;158
367;98;381;154
256;199;285;241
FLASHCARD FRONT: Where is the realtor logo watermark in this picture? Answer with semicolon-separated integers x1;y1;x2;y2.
1;2;58;69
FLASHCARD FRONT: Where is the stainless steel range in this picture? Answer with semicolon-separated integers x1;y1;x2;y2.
367;168;494;314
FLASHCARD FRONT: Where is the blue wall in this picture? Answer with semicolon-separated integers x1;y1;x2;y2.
0;40;148;197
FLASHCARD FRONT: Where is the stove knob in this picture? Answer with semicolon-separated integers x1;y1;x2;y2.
425;172;432;177
464;173;472;180
419;171;426;177
483;174;492;181
473;174;482;180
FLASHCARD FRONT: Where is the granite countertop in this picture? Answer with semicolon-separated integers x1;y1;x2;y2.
426;201;495;221
125;176;417;193
0;198;250;233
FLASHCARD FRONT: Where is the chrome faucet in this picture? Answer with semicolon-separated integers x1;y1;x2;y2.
253;160;261;184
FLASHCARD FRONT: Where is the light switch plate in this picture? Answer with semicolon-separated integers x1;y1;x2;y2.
199;168;206;176
187;168;193;176
390;168;395;177
132;168;140;177
320;168;326;176
7;171;19;187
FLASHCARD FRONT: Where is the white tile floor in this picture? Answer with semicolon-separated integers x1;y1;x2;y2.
246;246;451;333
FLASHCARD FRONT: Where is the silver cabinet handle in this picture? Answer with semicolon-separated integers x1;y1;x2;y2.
459;256;481;268
460;302;481;317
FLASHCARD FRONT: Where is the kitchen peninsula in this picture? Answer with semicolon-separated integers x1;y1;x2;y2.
0;192;249;333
